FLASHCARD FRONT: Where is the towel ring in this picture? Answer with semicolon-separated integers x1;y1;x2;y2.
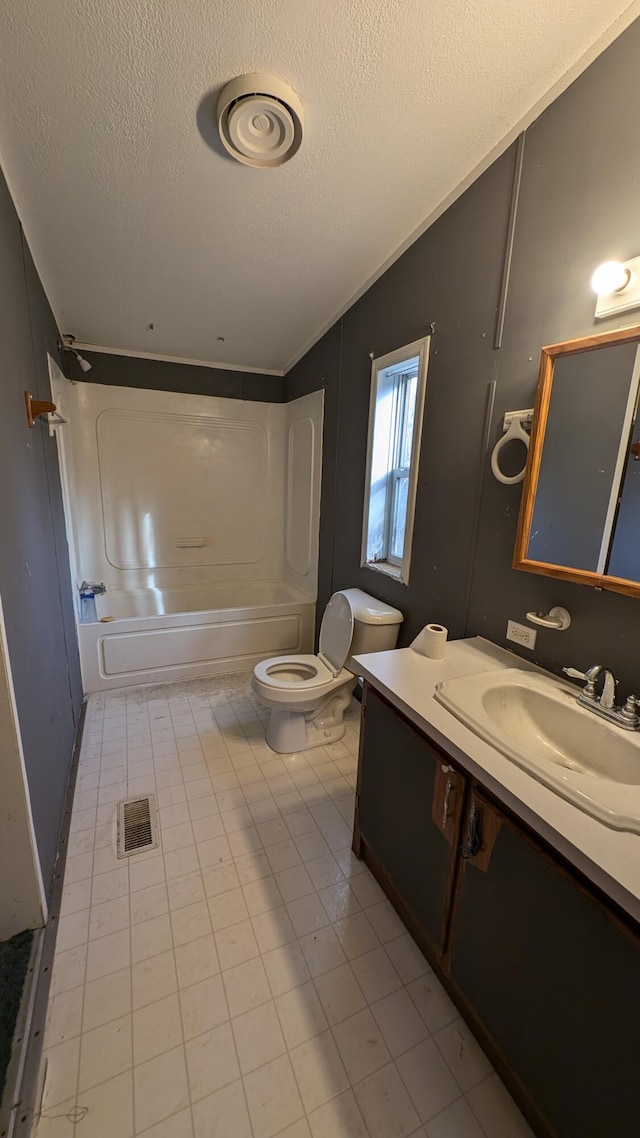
490;409;533;485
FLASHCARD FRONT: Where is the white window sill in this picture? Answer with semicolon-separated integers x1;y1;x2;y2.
363;560;407;585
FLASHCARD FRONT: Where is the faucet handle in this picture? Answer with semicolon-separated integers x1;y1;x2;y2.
620;695;639;728
562;667;587;681
562;665;598;701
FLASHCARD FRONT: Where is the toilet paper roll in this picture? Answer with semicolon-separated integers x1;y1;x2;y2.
411;623;448;659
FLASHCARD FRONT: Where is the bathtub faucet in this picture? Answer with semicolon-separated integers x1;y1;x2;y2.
79;581;106;594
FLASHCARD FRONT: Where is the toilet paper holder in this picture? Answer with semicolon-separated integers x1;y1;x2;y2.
490;408;534;485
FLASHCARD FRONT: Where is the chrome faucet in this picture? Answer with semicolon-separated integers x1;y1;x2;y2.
563;664;639;730
79;581;106;595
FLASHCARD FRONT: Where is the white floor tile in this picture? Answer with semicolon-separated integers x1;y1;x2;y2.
262;942;311;997
289;1030;349;1113
350;946;402;1003
171;900;213;946
208;886;250;930
132;914;173;963
298;926;346;978
46;988;83;1045
132;951;178;1010
407;973;459;1034
216;918;261;968
50;944;87;997
275;865;315;903
384;932;431;983
167;871;206;911
222;955;272;1017
179;974;228;1039
232;1000;287;1073
134;1045;190;1132
41;1037;80;1109
433;1018;493;1092
466;1073;536;1138
425;1097;485;1138
317;881;361;923
314;962;366;1026
287;894;330;938
275;981;328;1049
43;676;532;1138
243;1053;305;1138
396;1038;461;1123
307;1088;368;1138
353;1062;420;1138
78;1014;132;1091
332;1007;391;1082
192;1077;252;1138
251;906;296;953
74;1069;134;1138
370;987;429;1058
83;967;131;1030
185;1021;240;1100
175;934;220;988
365;899;407;944
133;993;183;1063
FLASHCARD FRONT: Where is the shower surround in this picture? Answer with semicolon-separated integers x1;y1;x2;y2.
50;371;322;691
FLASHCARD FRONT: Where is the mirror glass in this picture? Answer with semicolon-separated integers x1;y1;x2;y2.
515;328;640;596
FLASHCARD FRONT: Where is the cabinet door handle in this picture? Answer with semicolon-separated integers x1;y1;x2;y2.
460;799;482;859
441;776;454;829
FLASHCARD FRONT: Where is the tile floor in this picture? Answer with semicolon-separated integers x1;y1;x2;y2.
35;673;534;1138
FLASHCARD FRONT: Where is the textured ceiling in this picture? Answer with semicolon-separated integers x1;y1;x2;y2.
0;1;638;373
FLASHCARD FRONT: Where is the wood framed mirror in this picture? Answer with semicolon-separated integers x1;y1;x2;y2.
514;324;640;598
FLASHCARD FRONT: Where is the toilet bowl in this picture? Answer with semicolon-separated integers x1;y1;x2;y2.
252;589;403;753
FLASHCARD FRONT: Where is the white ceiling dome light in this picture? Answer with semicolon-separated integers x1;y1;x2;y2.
216;74;303;169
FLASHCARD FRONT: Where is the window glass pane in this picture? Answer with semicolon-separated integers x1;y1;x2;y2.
399;374;418;468
363;341;427;579
390;473;409;560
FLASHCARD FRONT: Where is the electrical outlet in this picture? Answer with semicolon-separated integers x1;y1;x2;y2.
506;619;537;650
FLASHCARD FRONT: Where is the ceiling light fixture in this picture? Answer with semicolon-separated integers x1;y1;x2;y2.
217;74;303;168
592;256;640;319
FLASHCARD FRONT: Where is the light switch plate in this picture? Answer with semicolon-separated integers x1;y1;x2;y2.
506;620;537;650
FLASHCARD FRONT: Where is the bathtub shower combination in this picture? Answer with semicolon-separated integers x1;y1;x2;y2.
51;368;323;691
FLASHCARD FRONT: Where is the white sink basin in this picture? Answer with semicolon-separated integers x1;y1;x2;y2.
435;668;640;832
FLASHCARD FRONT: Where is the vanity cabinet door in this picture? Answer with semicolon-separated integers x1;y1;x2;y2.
356;686;466;954
449;790;640;1138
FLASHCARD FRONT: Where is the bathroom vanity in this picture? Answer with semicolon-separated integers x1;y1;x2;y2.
352;638;640;1138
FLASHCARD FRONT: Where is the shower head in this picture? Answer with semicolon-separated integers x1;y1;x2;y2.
75;352;92;372
60;336;92;373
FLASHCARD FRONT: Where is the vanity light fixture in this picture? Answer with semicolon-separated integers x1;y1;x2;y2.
592;256;640;319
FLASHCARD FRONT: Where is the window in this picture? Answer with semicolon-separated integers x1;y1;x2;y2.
361;337;429;584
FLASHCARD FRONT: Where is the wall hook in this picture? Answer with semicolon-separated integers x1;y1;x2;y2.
490;408;533;484
24;391;68;431
25;390;56;428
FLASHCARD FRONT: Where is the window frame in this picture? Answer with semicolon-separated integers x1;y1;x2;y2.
360;336;430;585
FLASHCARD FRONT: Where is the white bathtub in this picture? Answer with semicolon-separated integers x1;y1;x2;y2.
77;581;315;693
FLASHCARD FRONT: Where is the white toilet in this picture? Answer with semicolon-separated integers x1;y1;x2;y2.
252;588;403;753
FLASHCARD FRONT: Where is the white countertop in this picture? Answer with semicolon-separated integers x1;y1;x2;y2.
354;637;640;925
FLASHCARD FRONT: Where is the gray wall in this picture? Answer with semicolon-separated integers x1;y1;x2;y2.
287;17;640;694
63;347;286;402
468;19;640;695
0;166;82;892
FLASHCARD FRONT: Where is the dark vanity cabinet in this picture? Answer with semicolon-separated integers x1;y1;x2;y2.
354;685;640;1138
354;687;465;953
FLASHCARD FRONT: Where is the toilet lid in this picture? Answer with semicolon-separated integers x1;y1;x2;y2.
319;593;354;676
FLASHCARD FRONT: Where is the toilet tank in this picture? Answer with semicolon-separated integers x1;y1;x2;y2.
337;588;403;673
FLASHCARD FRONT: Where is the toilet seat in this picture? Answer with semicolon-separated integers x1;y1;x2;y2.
253;654;334;691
